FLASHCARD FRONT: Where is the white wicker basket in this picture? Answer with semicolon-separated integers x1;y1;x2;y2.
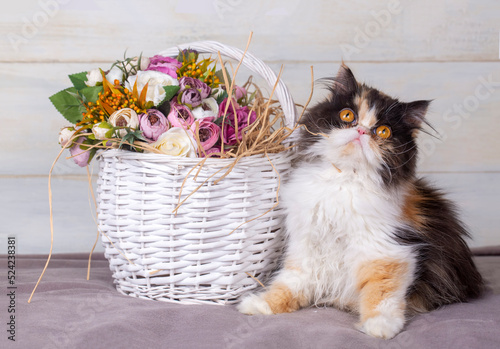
96;41;297;305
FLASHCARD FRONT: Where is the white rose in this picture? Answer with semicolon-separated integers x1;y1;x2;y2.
59;127;76;147
191;97;219;119
151;127;197;157
108;108;139;137
105;66;124;84
85;68;103;87
125;70;179;106
92;122;113;140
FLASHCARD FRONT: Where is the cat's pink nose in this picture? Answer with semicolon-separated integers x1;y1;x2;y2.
357;127;369;135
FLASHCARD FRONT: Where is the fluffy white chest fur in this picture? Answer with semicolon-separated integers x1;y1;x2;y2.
279;161;415;308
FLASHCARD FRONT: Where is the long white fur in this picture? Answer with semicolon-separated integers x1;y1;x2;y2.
238;107;417;339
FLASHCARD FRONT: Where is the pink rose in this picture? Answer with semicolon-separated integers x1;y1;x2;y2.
233;85;247;100
139;109;169;142
70;137;91;167
218;98;239;118
204;146;221;158
167;103;195;129
146;55;182;79
190;118;220;151
221;101;256;146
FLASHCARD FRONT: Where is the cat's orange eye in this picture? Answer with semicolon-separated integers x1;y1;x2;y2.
376;125;392;139
339;108;355;123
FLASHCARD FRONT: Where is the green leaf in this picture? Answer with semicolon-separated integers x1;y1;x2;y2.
158;85;180;106
176;48;198;63
215;66;231;87
118;128;147;149
165;85;180;100
80;138;98;150
132;130;148;142
240;90;256;106
215;90;228;105
248;90;256;103
49;87;85;124
105;129;114;138
87;148;97;163
80;86;103;103
157;100;171;116
213;117;223;127
69;72;88;91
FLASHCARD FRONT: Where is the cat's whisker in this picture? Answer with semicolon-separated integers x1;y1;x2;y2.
391;140;416;149
389;144;418;156
380;159;393;184
387;150;419;170
384;101;399;115
298;119;331;139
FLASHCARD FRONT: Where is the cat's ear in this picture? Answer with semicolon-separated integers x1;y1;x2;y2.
404;100;431;129
332;63;358;95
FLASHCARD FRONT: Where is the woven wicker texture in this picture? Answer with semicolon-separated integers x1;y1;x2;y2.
96;41;297;304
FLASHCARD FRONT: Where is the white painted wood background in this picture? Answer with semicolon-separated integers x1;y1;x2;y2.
0;0;498;254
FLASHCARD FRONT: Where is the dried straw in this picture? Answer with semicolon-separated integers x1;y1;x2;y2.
28;140;70;303
28;133;138;303
245;272;267;290
86;166;99;280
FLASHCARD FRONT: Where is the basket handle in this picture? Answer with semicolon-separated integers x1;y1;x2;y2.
158;41;297;128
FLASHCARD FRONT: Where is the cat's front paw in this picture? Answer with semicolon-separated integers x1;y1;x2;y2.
237;294;273;315
358;314;404;339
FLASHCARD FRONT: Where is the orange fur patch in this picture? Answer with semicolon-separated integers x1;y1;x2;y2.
284;260;302;273
402;186;427;228
341;142;357;156
356;260;408;321
353;91;367;108
263;283;307;314
356;94;377;128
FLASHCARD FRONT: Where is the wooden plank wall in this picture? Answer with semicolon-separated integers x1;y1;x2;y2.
1;0;498;253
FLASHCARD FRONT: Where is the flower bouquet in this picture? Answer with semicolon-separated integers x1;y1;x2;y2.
49;41;297;305
53;48;290;166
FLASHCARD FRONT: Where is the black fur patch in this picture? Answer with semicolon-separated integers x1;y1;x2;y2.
397;179;484;312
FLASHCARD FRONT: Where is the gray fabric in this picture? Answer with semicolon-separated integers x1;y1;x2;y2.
7;251;500;349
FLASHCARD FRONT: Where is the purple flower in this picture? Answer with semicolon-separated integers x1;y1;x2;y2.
179;76;196;90
146;55;182;79
220;98;257;145
167;103;195;129
218;98;239;118
139;109;169;142
190;118;220;151
179;77;211;99
70;137;91;167
197;81;211;99
180;88;202;108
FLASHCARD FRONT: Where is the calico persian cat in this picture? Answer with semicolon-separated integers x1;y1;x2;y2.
238;64;484;339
